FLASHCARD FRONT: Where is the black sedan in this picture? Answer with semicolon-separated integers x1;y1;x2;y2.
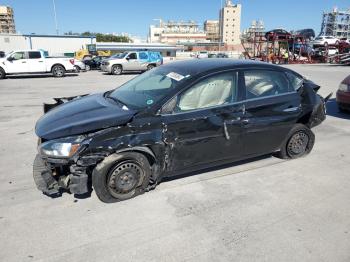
83;55;110;70
33;59;328;203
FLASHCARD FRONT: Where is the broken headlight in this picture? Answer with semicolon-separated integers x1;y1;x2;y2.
39;136;86;158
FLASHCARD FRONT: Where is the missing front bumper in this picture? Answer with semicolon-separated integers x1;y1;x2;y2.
33;154;89;197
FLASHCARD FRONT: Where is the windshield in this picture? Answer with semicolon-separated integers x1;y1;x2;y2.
108;67;189;110
111;52;128;59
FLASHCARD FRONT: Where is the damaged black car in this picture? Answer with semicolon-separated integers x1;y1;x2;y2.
34;59;330;203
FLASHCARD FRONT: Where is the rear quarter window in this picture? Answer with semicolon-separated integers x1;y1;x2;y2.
243;70;290;99
285;71;304;91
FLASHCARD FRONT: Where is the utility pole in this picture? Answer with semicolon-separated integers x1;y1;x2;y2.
52;0;59;35
219;0;223;51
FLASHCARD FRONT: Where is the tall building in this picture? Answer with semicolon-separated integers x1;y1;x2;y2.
219;0;241;46
204;20;220;42
148;20;207;44
0;6;16;34
320;7;350;39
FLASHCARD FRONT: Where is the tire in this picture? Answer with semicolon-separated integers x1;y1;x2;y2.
147;64;155;71
324;42;328;47
112;65;122;75
92;152;151;203
85;64;91;71
0;67;5;79
52;65;65;77
335;41;339;46
74;66;80;73
276;124;315;159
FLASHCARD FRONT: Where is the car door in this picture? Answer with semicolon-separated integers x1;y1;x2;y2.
123;52;139;71
5;51;29;73
27;51;46;72
161;71;245;172
240;69;302;157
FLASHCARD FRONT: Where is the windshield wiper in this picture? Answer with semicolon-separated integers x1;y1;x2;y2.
105;91;129;110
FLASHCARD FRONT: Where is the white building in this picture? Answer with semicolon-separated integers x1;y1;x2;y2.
219;0;242;46
148;20;207;44
0;34;96;55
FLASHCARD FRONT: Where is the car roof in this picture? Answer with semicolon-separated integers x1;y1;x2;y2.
160;59;285;77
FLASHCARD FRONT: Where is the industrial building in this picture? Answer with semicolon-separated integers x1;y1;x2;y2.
320;7;350;39
0;6;16;34
0;34;96;55
204;20;220;42
219;0;242;47
148;20;207;44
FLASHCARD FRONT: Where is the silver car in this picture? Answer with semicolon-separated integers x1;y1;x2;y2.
101;51;162;75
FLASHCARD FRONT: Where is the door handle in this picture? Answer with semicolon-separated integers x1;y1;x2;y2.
22;61;26;63
38;61;44;63
283;106;301;112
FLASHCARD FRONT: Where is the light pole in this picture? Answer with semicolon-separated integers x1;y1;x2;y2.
219;0;223;51
52;0;59;35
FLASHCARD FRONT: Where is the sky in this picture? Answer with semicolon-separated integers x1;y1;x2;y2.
1;0;349;38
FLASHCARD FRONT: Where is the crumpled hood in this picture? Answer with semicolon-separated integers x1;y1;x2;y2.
35;93;136;140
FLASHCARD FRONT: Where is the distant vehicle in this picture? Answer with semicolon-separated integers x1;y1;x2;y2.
208;53;217;58
294;29;315;40
0;50;75;79
312;36;340;47
216;53;229;58
197;51;209;59
265;29;292;41
75;44;111;60
73;59;86;72
101;51;163;75
336;75;350;112
83;55;110;70
0;51;5;58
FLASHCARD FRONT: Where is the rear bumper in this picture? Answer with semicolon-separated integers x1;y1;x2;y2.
33;154;89;197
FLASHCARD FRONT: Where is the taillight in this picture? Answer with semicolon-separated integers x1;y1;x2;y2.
69;59;75;65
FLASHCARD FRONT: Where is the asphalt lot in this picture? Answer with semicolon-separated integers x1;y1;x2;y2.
0;64;349;262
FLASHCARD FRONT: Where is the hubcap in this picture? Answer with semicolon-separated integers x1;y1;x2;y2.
114;66;121;74
287;131;309;156
54;67;63;76
107;161;143;197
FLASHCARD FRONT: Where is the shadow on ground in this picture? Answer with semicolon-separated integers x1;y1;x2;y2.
326;98;350;120
5;74;79;79
162;154;274;184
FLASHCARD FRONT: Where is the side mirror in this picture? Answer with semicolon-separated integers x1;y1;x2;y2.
7;57;14;62
126;57;130;61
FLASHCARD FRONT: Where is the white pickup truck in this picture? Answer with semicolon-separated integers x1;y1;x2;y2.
0;50;75;79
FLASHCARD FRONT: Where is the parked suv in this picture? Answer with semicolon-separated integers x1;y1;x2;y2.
0;50;75;79
101;51;163;75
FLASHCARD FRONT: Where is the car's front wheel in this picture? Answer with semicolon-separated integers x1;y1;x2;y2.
0;67;6;79
276;124;315;159
112;65;122;75
92;152;151;203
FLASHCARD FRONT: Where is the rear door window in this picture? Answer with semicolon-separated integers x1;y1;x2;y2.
139;52;149;60
28;51;42;59
243;70;290;99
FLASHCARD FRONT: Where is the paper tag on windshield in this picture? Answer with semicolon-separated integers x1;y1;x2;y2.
167;72;185;81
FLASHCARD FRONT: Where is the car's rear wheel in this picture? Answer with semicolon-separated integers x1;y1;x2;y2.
52;65;65;77
276;124;315;159
74;66;81;73
147;64;155;71
112;65;122;75
92;152;151;203
0;67;5;79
